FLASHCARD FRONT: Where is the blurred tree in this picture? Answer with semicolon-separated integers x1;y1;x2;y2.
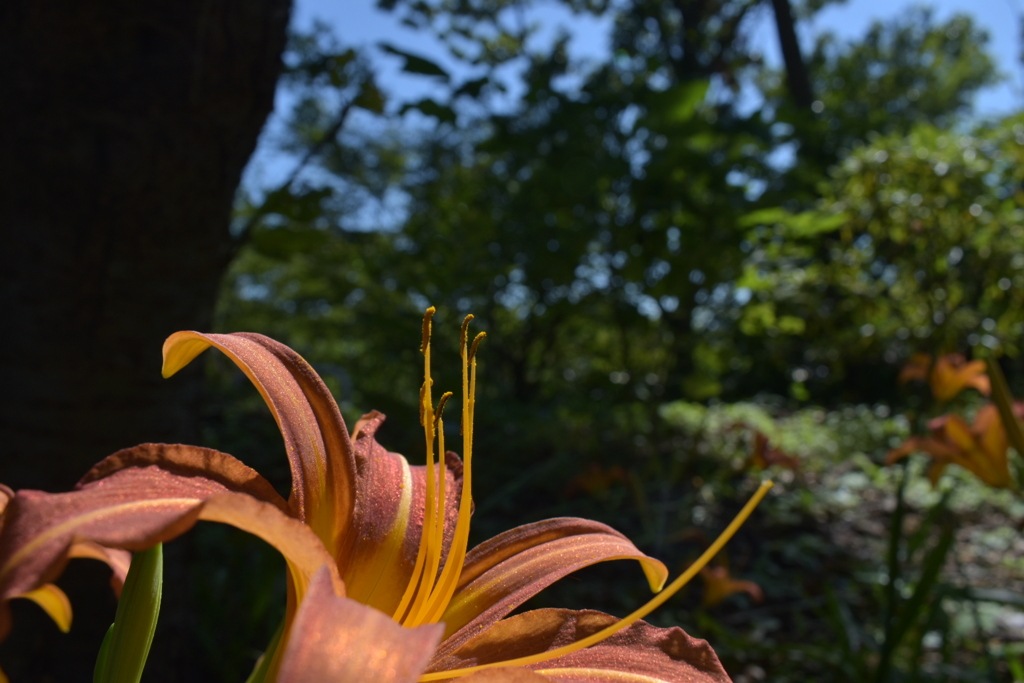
220;5;999;479
768;8;998;200
728;115;1024;402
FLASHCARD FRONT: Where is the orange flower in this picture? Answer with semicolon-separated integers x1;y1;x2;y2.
886;403;1019;489
898;353;933;385
900;353;991;403
749;432;799;471
699;565;764;608
0;311;771;682
929;354;991;403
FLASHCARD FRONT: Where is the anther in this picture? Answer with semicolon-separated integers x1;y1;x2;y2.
434;392;454;427
421;306;436;354
460;314;474;351
468;332;487;364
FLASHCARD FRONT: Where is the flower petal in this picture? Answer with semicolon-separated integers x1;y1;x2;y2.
0;443;340;640
277;566;443;683
431;609;729;683
0;485;13;516
438;519;668;646
699;566;763;608
18;583;72;633
931;355;990;402
66;541;131;596
341;412;464;615
162;331;356;556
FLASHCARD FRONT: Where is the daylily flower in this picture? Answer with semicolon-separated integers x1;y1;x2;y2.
897;353;932;385
699;565;764;609
898;353;991;403
930;354;991;403
0;310;770;681
886;403;1020;489
749;432;799;471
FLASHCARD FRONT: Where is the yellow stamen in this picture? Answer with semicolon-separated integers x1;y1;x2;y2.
393;308;437;622
417;480;774;681
406;393;455;626
407;323;483;627
433;391;455;558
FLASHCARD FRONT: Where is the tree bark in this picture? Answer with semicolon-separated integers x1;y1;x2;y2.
0;1;290;679
0;0;290;491
769;0;814;109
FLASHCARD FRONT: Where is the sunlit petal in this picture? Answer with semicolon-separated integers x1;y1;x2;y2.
162;331;356;556
0;443;340;635
277;567;443;683
18;583;71;633
341;412;463;615
438;518;668;645
430;609;729;683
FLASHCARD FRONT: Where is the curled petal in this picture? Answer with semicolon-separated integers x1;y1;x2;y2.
77;441;289;510
18;583;71;633
278;567;443;683
162;331;356;556
67;541;131;596
431;609;730;683
0;485;13;516
339;413;463;615
438;519;668;647
0;443;340;639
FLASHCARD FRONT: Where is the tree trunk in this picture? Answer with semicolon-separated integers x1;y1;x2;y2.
769;0;814;110
0;0;290;491
0;1;290;679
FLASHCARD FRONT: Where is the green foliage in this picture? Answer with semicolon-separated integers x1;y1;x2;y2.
725;116;1024;403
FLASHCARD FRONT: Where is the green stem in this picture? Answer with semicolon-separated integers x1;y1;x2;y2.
875;464;908;683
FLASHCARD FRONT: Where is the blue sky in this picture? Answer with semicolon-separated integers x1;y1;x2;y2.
241;0;1023;192
320;0;1022;115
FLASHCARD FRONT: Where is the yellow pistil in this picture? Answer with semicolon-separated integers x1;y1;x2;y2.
396;310;484;628
418;480;774;681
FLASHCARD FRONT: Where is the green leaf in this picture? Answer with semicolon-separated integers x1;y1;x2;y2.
353;80;386;114
93;624;115;683
94;544;163;683
400;98;457;124
379;43;449;80
649;80;709;123
890;523;955;650
244;618;286;683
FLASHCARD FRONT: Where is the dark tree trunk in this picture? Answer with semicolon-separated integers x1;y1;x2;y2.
0;0;290;491
0;1;290;679
769;0;814;110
